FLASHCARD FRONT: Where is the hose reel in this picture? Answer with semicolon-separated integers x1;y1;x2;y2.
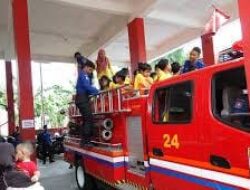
98;118;114;141
102;118;113;130
101;130;113;141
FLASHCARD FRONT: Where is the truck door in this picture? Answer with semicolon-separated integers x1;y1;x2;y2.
204;64;250;190
147;76;207;190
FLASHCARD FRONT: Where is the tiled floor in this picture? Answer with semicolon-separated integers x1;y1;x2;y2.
39;155;78;190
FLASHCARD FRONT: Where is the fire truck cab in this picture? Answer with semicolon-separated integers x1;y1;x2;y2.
64;53;250;189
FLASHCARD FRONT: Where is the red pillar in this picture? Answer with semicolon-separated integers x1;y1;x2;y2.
12;0;35;141
128;18;147;73
5;61;15;135
238;0;250;103
201;34;215;66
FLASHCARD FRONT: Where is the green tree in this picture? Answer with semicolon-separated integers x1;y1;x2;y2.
166;48;186;66
151;48;186;68
34;85;73;128
0;89;7;110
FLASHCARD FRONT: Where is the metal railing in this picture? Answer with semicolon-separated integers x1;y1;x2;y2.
68;86;131;117
91;85;130;114
68;86;151;117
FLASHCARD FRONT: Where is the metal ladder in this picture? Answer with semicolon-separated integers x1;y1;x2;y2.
91;86;130;114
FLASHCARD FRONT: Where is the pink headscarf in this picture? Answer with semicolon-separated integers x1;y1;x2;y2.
96;49;109;73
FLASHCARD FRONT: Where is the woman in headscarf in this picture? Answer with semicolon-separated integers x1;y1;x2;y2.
96;49;114;79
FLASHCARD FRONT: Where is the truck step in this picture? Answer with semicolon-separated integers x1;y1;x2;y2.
116;183;143;190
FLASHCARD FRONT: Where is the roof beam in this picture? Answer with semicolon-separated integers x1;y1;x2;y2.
42;0;133;15
31;54;74;63
147;10;205;28
80;15;129;57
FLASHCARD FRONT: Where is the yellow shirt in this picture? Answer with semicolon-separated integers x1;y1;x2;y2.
96;60;114;79
157;70;172;81
124;77;131;85
134;73;153;90
108;82;118;89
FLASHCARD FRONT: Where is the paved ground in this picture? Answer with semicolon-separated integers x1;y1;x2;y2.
39;155;78;190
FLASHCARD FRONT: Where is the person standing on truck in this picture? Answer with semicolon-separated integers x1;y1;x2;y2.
156;59;173;81
134;63;153;91
96;49;114;79
74;52;94;84
75;60;99;146
99;75;113;90
171;62;181;76
182;47;205;73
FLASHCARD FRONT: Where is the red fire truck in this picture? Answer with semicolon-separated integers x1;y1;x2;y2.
64;47;250;189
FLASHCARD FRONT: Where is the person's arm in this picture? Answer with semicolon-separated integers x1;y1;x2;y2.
31;171;40;182
80;74;99;95
181;61;188;74
145;77;153;86
197;60;205;69
31;163;40;182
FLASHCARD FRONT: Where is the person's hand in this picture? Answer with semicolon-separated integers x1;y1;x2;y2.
31;175;39;182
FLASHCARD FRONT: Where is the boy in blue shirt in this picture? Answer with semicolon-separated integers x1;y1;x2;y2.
75;60;99;146
182;47;205;74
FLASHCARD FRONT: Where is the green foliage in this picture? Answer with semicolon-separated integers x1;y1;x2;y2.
34;85;73;128
166;48;186;66
0;89;7;110
151;48;186;68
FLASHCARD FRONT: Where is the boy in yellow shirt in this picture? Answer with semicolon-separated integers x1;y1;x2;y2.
134;63;153;91
156;59;172;81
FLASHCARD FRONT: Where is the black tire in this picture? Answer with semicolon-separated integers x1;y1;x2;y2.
75;162;96;190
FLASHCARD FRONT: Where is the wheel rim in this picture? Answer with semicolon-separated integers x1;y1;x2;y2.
77;166;85;188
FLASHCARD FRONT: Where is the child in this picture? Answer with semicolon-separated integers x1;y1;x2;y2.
154;64;160;81
114;71;126;87
171;62;181;76
16;143;40;182
120;68;131;85
150;72;158;82
182;47;205;73
134;63;153;90
156;59;172;81
99;75;113;90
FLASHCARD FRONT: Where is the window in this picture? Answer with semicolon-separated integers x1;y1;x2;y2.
153;82;192;123
218;48;243;63
212;67;250;132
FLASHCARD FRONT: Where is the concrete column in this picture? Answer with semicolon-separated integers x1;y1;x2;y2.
12;0;35;141
201;34;215;66
128;18;147;73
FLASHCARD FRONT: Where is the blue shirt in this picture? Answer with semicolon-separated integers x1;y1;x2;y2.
41;131;52;144
182;60;205;74
76;71;99;95
77;56;87;68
